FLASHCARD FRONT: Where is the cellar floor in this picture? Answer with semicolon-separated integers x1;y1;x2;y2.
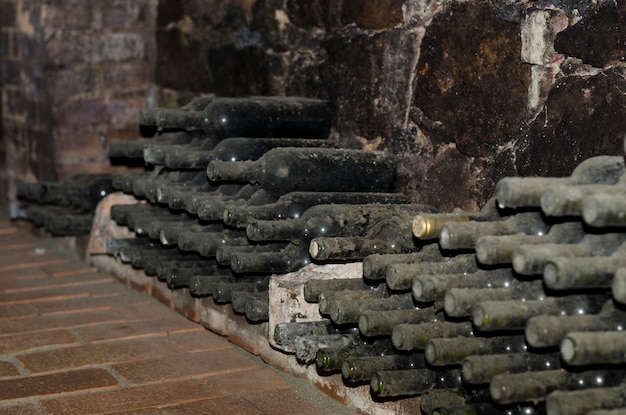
0;219;356;415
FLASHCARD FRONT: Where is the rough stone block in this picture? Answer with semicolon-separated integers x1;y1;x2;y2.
521;9;568;65
102;63;150;94
341;0;404;30
268;262;363;352
92;33;145;63
88;193;138;256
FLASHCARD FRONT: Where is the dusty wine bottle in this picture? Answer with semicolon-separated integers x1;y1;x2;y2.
546;384;626;415
412;198;501;240
164;137;335;169
413;268;514;302
424;335;527;366
583;193;626;228
198;188;278;221
439;212;549;251
309;216;418;260
462;352;560;385
215;242;286;265
392;321;474;351
303;278;378;303
543;252;626;290
472;293;608;332
177;230;249;257
188;275;237;296
109;131;195;159
371;368;462;397
317;285;389;315
495;155;626;208
540;181;625;217
612;267;626;304
224;191;409;228
212;278;269;303
273;320;350;348
361;243;442;280
140;96;331;138
342;353;426;382
490;368;626;405
475;221;585;265
295;333;360;363
359;306;440;337
385;254;479;291
561;331;626;366
420;388;491;414
230;242;310;274
207;148;398;195
316;340;394;372
184;183;251;215
511;233;626;275
243;292;270;322
326;294;416;325
444;281;545;318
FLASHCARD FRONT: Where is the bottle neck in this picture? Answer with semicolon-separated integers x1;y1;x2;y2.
207;160;258;183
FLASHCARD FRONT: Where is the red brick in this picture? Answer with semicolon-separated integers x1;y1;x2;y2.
242;389;323;415
0;361;19;379
0;267;47;282
210;367;290;395
40;378;219;415
167;330;231;353
1;273;113;293
0;368;118;401
35;293;147;316
0;309;123;336
0;280;128;304
112;349;256;385
0;303;37;320
0;329;79;354
71;318;203;343
0;257;68;273
113;396;265;415
0;402;43;415
18;336;180;374
42;262;97;277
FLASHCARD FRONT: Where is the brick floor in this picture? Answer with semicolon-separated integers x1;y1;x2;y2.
0;221;356;415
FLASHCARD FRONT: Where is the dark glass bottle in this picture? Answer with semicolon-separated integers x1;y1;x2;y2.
197;188;278;221
385;254;478;291
475;221;585;265
139;96;331;139
326;294;416;325
229;242;311;274
342;353;426;382
317;285;389;315
164;137;335;169
420;388;491;414
361;243;442;280
303;278;377;302
392;321;475;351
424;335;527;366
540;180;626;217
358;307;439;337
612;267;626;304
111;171;147;193
496;155;625;208
512;233;626;275
370;368;461;397
294;333;361;363
316;340;394;372
583;193;626;228
215;242;286;265
462;352;560;385
439;212;549;251
546;383;626;415
273;320;346;349
109;131;195;159
412;268;514;302
243;292;270;322
186;183;257;216
543;250;626;290
561;330;626;366
177;230;249;257
224;191;409;228
212;278;269;303
188;274;237;297
491;368;626;405
207;148;398;195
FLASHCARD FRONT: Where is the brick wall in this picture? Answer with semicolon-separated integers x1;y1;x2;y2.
0;0;157;213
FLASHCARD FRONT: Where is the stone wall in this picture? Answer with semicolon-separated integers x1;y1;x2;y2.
154;0;626;212
0;0;157;212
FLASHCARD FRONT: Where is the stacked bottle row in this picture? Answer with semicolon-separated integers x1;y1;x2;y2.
278;155;626;414
15;174;115;235
106;95;427;323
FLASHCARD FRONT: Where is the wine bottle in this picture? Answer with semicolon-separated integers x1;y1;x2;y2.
543;250;626;290
525;301;624;348
475;221;585;265
248;203;434;244
420;388;491;414
212;278;269;303
111;171;147;193
444;281;545;318
326;294;416;325
583;193;626;228
309;216;418;260
412;197;501;240
37;209;94;236
186;183;256;215
164;137;335;169
316;340;394;372
215;242;286;265
294;333;360;363
303;278;378;303
188;274;237;296
19;174;114;211
177;230;249;257
273;320;350;348
561;331;626;366
198;188;278;221
546;384;626;415
371;368;461;397
243;292;270;322
540;180;626;217
159;223;223;246
106;237;153;257
439;212;549;251
229;242;311;274
512;233;626;275
207;148;398;195
155;171;208;205
490;368;626;405
612;267;626;304
496;155;626;208
432;403;545;415
413;268;514;302
139;96;331;138
472;293;608;332
361;243;442;280
167;263;229;289
342;353;426;382
110;203;158;226
424;335;527;366
317;285;389;314
392;322;474;351
385;254;479;291
224;191;410;228
109;131;195;159
358;307;440;337
462;352;560;385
